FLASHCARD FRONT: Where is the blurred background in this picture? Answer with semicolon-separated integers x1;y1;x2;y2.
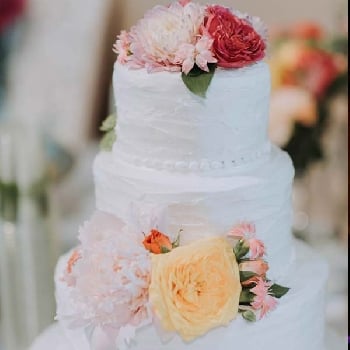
0;0;348;349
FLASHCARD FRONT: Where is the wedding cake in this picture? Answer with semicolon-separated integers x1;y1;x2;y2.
52;2;328;350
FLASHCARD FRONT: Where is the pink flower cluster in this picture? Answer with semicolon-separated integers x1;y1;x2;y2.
113;1;267;74
61;211;152;349
228;222;280;320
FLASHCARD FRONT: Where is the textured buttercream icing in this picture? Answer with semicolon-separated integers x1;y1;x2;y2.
94;145;295;280
112;61;271;172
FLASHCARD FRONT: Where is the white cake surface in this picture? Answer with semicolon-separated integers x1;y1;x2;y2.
54;239;328;350
112;61;271;172
94;145;294;280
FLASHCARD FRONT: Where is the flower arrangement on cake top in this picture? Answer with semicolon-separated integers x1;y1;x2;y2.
113;0;267;97
59;211;289;349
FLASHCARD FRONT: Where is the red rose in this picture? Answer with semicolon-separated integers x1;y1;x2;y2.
203;5;265;68
0;0;26;34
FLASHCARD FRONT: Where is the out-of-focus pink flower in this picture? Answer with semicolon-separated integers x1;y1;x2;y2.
175;35;217;74
295;48;339;98
251;278;278;319
203;5;265;68
239;260;269;276
127;2;204;72
289;22;324;40
60;211;152;348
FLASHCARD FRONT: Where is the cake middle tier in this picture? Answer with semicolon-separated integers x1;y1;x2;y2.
94;145;295;280
112;61;271;171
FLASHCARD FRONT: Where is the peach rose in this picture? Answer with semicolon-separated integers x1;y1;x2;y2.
239;259;269;276
143;229;173;254
149;237;241;341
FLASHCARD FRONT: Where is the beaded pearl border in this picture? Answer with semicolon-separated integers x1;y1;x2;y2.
113;143;271;172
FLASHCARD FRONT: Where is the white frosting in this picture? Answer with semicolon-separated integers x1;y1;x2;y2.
112;62;271;172
94;146;294;280
55;239;328;350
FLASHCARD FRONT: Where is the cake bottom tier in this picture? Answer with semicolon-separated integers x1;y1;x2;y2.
54;239;328;350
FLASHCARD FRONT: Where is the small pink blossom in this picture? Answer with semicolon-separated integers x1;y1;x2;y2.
228;222;265;259
249;238;265;259
251;278;278;319
175;35;217;74
228;221;256;239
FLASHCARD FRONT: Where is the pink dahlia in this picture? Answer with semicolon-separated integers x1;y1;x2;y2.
203;5;266;68
251;278;278;319
128;1;204;72
61;211;152;348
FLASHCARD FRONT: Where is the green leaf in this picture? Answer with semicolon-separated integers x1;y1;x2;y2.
241;310;256;322
239;289;255;304
233;240;250;260
269;283;290;298
239;271;258;282
181;64;216;98
172;229;182;249
100;114;117;132
160;246;171;254
100;130;116;151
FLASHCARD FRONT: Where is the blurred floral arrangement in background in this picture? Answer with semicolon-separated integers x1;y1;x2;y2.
0;0;26;114
268;21;348;177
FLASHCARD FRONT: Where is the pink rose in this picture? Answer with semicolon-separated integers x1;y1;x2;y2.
203;5;265;68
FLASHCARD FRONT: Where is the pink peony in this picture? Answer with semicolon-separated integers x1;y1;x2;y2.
251;278;278;319
60;211;152;348
203;5;266;68
127;2;204;72
239;259;269;276
175;35;217;74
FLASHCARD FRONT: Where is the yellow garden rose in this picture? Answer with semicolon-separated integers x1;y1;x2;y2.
149;237;241;341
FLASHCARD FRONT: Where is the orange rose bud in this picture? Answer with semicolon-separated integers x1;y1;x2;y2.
143;229;173;254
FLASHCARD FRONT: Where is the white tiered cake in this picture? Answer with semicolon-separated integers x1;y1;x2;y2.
36;2;329;350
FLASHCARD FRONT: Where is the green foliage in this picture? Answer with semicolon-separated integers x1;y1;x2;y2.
269;283;290;298
99;114;117;151
241;309;256;322
181;64;216;98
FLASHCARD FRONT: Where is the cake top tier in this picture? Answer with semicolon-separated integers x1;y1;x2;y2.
114;1;268;96
111;1;271;174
